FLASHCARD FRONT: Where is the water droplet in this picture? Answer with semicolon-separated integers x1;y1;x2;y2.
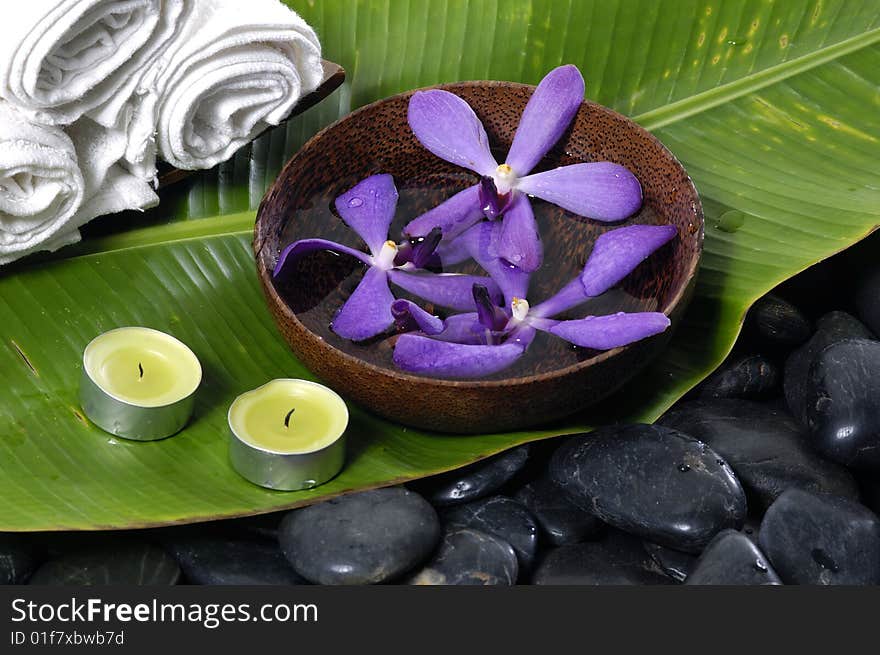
678;463;691;472
348;197;364;208
718;210;746;233
754;559;768;572
727;37;748;46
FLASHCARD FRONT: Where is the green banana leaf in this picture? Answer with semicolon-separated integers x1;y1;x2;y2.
1;0;878;530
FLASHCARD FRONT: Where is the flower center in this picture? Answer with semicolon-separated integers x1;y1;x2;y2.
494;164;517;195
511;297;530;322
374;240;399;270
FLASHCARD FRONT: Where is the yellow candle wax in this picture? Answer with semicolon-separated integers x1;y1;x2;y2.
83;327;202;407
228;379;348;454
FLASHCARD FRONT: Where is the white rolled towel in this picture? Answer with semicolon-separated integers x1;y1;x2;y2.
126;0;323;175
0;0;184;126
0;104;157;265
0;103;84;264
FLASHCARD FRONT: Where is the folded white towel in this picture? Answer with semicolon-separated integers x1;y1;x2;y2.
0;0;184;126
126;0;323;175
0;104;157;264
0;103;84;264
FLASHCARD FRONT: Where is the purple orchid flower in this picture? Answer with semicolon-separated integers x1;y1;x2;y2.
392;223;677;379
403;65;643;273
273;174;503;342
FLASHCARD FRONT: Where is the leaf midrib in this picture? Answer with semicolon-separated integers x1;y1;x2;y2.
635;26;880;130
36;25;880;261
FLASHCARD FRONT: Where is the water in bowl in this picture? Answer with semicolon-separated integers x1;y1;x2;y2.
273;173;674;382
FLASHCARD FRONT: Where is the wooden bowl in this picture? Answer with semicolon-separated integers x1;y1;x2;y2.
254;81;703;433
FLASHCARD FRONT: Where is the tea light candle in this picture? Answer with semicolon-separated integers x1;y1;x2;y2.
80;327;202;441
228;379;348;491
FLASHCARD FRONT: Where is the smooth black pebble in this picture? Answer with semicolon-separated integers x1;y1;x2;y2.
164;536;305;585
28;542;180;585
784;311;874;425
514;476;604;545
660;399;857;510
758;488;880;585
533;530;671;585
746;294;812;349
745;293;813;348
698;354;780;400
413;445;529;506
804;339;880;470
685;530;781;585
0;534;40;584
442;496;538;571
279;487;440;585
407;527;517;585
549;426;747;552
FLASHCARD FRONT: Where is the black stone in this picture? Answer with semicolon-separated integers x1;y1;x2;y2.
164;536;305;585
758;488;880;585
549;426;747;552
441;496;538;571
279;487;440;585
854;262;880;336
533;531;672;585
413;445;530;506
747;294;812;349
659;399;858;511
643;542;696;582
804;339;880;470
685;530;782;585
0;534;40;584
28;541;180;585
407;527;518;585
784;311;874;425
513;477;605;546
698;354;780;400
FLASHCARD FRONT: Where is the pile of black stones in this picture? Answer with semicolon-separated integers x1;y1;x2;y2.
4;244;880;586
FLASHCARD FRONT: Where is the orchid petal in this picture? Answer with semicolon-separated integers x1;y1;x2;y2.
274;238;371;278
432;313;487;345
473;284;509;331
581;224;678;296
410;227;444;269
434;235;472;267
393;334;527;379
391;299;445;335
459;222;531;305
334;174;398;257
388;270;502;311
498;194;543;273
518;162;642;221
408;90;498;176
402;184;484;241
545;312;671;350
506;65;585;176
529;276;588;319
478;176;512;219
331;267;395;341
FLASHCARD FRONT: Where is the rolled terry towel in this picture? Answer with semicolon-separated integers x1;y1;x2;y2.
0;104;158;265
0;0;184;126
0;103;84;264
126;0;323;173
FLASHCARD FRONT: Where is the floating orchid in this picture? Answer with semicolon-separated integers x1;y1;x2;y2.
273;174;503;341
393;223;677;378
403;65;643;272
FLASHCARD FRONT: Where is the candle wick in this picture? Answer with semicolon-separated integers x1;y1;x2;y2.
284;408;295;429
138;363;144;380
